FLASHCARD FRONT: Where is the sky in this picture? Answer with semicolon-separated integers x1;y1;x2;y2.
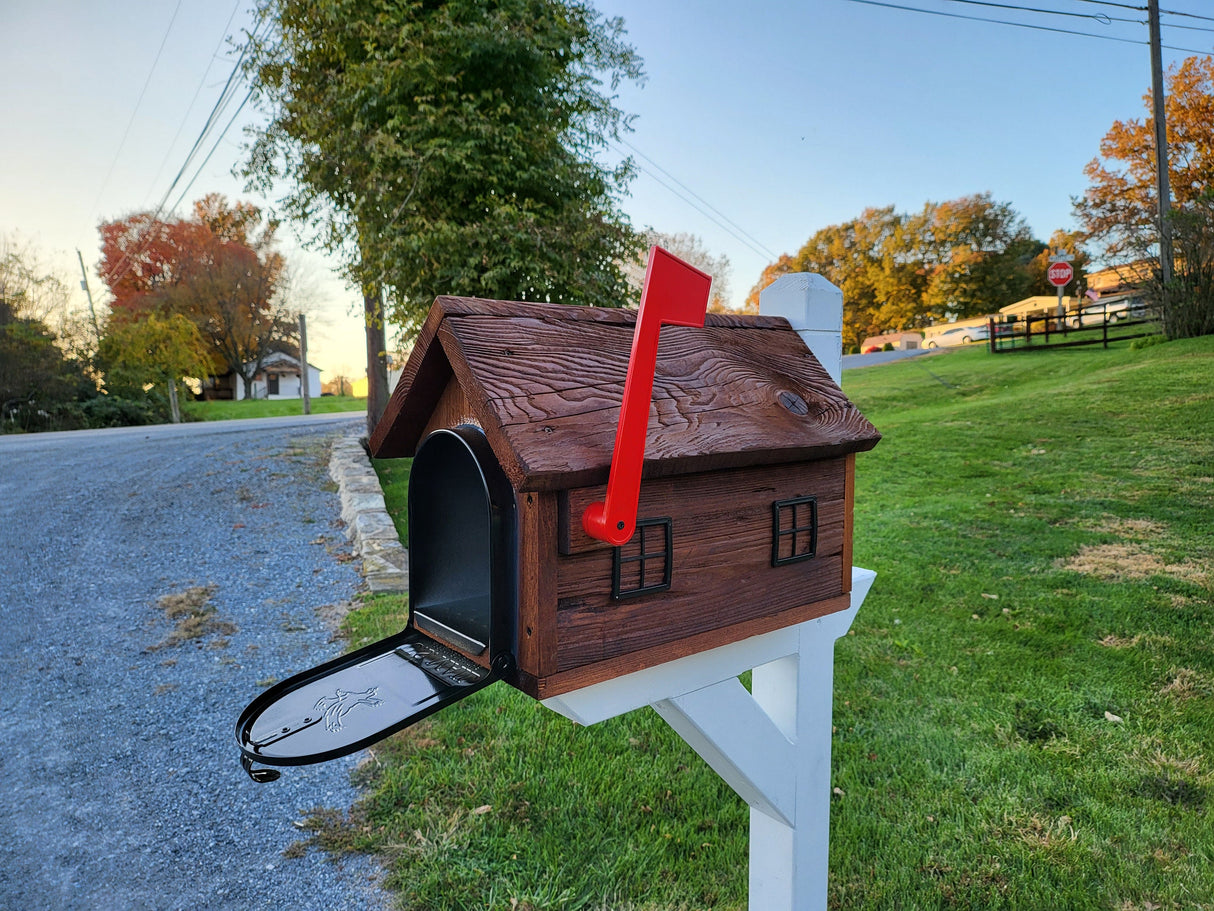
4;0;1211;379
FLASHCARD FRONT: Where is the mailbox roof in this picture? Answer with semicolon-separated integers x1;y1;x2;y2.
369;296;880;492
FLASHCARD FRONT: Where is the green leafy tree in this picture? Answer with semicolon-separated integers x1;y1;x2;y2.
242;0;645;424
0;297;96;431
0;240;97;432
97;312;213;423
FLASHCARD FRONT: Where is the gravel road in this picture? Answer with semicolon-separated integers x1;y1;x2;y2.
0;415;391;911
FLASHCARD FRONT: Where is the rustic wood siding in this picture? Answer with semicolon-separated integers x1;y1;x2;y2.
550;459;848;674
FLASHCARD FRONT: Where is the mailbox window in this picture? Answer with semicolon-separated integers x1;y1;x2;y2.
612;517;673;599
772;496;817;566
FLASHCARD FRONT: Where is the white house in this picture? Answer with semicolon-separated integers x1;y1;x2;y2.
216;351;322;401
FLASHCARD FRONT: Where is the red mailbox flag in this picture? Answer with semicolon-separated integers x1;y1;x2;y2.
582;246;712;546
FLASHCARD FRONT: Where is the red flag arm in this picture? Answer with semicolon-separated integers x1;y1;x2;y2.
581;246;712;546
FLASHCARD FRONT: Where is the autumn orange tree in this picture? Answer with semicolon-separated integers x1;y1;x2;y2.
748;195;1054;350
98;195;296;397
1074;55;1214;339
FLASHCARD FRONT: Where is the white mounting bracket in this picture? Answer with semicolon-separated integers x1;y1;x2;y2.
542;567;876;911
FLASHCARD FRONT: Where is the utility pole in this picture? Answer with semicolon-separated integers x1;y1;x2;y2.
1147;0;1174;288
76;249;100;341
298;313;311;415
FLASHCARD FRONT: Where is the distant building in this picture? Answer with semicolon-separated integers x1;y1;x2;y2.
202;351;322;401
1086;261;1152;297
999;296;1081;320
860;331;924;352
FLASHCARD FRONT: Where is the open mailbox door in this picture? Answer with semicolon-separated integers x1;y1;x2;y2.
235;426;518;782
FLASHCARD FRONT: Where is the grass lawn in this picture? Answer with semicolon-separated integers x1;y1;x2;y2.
306;336;1212;910
182;395;366;421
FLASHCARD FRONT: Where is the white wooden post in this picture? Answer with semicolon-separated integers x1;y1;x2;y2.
541;274;862;910
759;273;845;386
542;570;874;911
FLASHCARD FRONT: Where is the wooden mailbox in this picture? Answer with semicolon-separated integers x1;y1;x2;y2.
369;294;880;699
235;255;880;780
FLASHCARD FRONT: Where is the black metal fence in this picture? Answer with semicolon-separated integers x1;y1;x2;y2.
988;302;1160;353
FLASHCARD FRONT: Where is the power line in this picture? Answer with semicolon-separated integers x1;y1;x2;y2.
1160;21;1214;34
622;154;778;261
942;0;1139;25
91;0;185;217
144;0;243;205
102;19;263;289
169;88;254;214
1160;7;1214;24
844;0;1212;53
847;0;1144;43
614;139;779;261
1072;0;1145;10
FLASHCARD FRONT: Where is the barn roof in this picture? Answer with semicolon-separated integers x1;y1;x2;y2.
369;297;880;492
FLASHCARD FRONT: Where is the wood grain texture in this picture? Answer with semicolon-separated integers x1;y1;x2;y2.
369;302;452;458
551;460;849;672
434;295;792;330
558;458;846;556
843;453;855;594
516;490;559;679
419;377;482;440
367;295;880;485
513;593;852;698
442;310;879;491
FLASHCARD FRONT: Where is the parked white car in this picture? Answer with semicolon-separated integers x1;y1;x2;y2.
1068;299;1149;327
925;325;989;348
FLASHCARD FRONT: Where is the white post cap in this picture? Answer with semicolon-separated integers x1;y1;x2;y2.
759;274;844;387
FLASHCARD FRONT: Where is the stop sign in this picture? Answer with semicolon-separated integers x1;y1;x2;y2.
1047;261;1074;287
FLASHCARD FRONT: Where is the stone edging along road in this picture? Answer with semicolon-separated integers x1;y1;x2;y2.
329;434;408;593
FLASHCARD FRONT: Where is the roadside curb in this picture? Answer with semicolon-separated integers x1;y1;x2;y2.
328;434;408;593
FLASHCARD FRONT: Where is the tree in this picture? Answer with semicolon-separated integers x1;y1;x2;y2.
0;297;95;431
242;0;646;425
0;239;97;431
745;254;796;313
1025;230;1090;298
97;312;213;423
0;232;73;325
1074;55;1214;339
918;194;1043;321
746;196;1055;349
98;196;296;397
622;232;732;312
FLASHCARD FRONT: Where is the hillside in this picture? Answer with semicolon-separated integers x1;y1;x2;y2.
329;336;1214;910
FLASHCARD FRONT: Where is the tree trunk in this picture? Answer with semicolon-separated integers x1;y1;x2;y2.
363;284;390;435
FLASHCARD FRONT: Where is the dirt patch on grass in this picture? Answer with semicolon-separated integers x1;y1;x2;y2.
1003;813;1078;850
1058;543;1207;585
1094;517;1168;540
1097;634;1144;649
150;585;237;650
1158;668;1210;702
1060;515;1209;585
